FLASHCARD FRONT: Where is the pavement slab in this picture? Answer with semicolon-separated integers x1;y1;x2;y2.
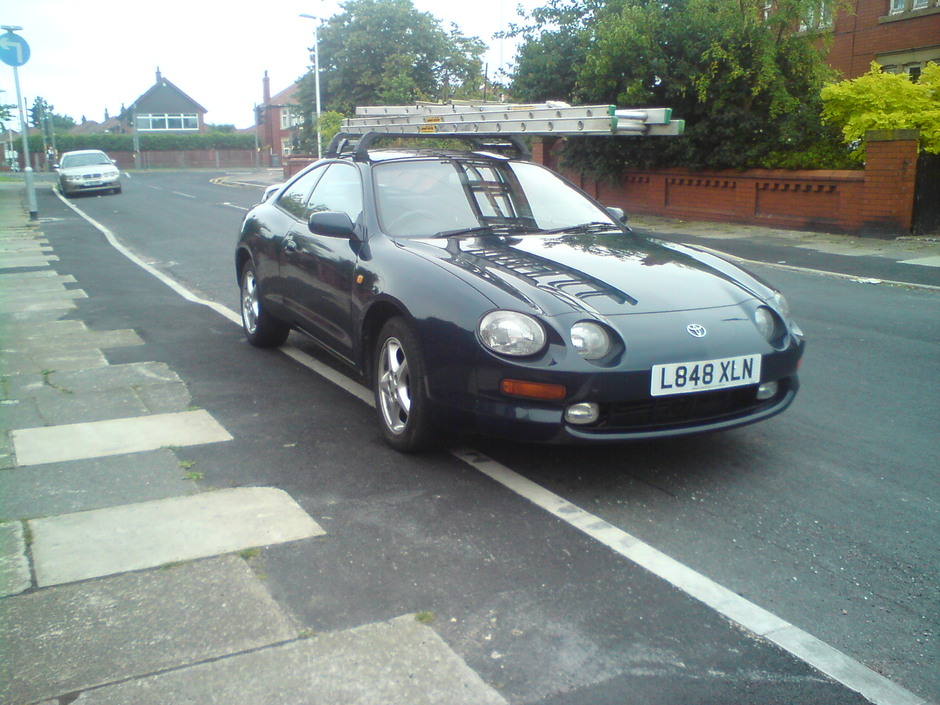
0;521;31;597
0;449;196;521
11;408;232;466
28;486;325;586
72;615;508;705
0;555;299;705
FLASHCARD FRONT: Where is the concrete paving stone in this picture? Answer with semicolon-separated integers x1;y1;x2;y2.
899;255;940;267
0;521;31;597
0;449;195;521
0;296;76;314
0;271;76;290
29;486;325;586
133;381;193;414
0;433;13;469
41;361;182;395
35;387;150;425
0;256;58;270
11;408;232;466
0;289;86;307
0;396;46;433
1;361;176;399
0;555;300;705
72;615;508;705
0;347;108;376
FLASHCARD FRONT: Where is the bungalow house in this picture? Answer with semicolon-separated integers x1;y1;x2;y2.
118;69;208;134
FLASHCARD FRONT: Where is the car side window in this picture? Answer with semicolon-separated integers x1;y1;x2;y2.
306;163;363;224
277;167;326;220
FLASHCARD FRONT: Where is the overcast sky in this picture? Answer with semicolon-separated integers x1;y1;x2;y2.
1;0;542;131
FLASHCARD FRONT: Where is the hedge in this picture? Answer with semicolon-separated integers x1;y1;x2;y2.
29;132;256;153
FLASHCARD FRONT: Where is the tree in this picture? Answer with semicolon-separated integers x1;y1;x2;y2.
509;0;849;173
0;103;16;130
29;97;75;132
303;0;487;115
822;62;940;160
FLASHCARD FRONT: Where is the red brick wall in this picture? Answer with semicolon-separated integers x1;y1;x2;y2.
829;0;940;78
542;131;919;236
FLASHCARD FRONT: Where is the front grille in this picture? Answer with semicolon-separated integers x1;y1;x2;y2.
595;382;786;432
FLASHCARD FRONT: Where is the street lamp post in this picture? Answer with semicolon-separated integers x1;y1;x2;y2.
299;13;323;159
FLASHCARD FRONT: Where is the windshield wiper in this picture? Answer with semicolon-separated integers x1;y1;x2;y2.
433;224;540;238
539;221;622;235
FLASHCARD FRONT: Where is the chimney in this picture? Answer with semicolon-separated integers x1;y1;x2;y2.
263;70;271;105
156;66;162;83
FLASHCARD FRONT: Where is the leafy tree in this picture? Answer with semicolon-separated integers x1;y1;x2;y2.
29;97;75;131
822;62;940;160
305;0;487;114
1;103;15;129
509;0;850;173
294;109;345;154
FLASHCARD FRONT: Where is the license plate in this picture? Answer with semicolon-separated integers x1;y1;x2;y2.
651;354;761;397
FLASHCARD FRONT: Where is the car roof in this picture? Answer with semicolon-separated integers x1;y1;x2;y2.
61;149;109;157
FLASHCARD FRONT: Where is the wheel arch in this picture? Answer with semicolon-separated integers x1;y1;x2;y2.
359;299;411;386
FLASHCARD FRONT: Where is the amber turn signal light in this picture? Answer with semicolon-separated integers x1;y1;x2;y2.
500;379;567;401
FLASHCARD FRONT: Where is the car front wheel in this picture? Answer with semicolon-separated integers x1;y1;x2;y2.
240;262;289;347
374;317;436;452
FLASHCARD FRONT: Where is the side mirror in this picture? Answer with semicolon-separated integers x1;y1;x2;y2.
261;183;283;203
606;207;628;224
308;210;359;240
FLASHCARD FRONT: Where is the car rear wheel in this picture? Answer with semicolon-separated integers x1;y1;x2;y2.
374;317;436;453
240;262;289;347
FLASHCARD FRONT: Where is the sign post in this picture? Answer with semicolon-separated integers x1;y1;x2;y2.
1;26;37;221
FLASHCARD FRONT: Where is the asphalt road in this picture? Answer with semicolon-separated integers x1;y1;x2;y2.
43;169;939;703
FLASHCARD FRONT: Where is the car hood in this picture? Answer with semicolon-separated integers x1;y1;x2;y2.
58;165;117;176
394;230;768;316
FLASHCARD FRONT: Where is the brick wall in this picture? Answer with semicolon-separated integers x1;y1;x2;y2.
829;0;940;78
539;130;920;236
104;150;259;170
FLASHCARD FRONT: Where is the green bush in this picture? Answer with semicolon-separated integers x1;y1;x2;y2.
30;131;255;154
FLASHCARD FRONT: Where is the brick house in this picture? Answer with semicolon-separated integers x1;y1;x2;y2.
827;0;940;78
118;69;208;135
256;72;303;165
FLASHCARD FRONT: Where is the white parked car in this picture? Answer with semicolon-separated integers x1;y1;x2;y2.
56;149;122;197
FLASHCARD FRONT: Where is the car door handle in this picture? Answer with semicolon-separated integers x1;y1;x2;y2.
283;236;298;253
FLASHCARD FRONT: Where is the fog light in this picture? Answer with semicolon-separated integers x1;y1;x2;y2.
756;381;778;400
565;402;600;425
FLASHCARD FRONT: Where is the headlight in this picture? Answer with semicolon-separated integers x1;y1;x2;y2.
478;311;547;357
754;306;777;342
570;321;611;360
770;291;791;321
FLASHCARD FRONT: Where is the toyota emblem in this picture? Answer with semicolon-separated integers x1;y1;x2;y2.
687;324;707;338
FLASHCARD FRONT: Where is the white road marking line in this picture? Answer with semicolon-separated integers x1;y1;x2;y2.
62;191;929;705
221;202;249;211
172;191;196;199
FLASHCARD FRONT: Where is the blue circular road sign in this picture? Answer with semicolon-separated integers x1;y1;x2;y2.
0;31;30;67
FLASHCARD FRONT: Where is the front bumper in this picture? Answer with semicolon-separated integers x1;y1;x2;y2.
61;175;121;194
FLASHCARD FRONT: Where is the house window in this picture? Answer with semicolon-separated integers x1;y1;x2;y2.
137;113;199;131
799;2;833;30
912;0;929;7
889;0;906;12
280;108;303;130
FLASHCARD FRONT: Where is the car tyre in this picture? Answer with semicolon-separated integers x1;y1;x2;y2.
374;317;437;453
240;262;289;347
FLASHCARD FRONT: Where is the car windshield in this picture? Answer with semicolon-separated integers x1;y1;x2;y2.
60;153;112;168
373;158;618;238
